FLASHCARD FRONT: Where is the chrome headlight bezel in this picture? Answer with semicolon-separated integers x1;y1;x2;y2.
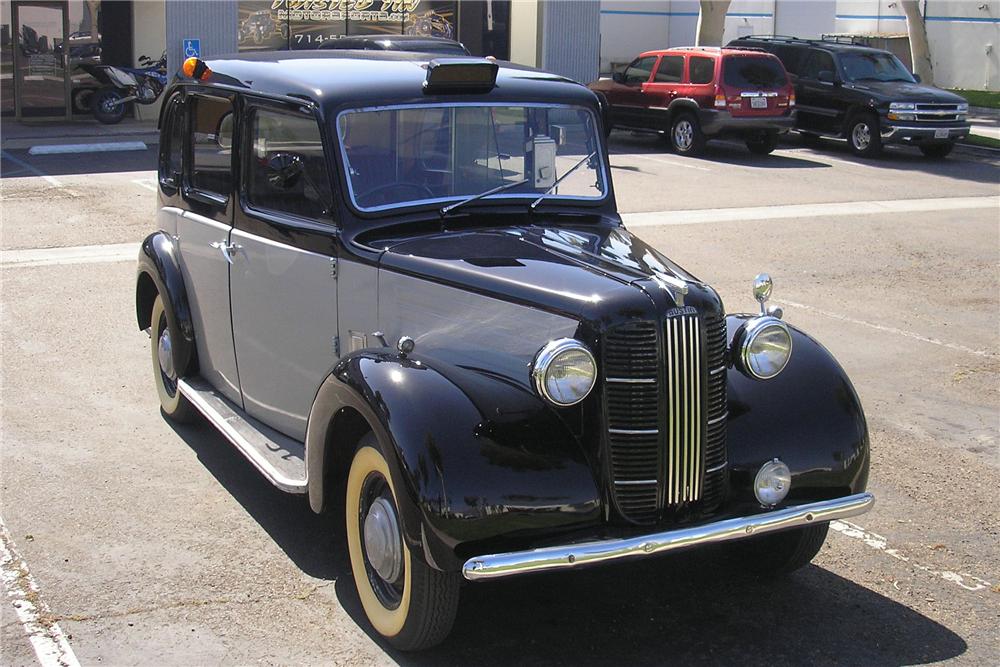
889;101;916;111
531;338;597;407
735;316;793;380
957;102;969;113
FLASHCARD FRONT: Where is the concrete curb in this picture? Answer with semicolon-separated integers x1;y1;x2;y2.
2;133;160;151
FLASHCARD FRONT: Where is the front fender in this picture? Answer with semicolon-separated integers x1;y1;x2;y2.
725;315;870;512
306;351;602;571
136;231;194;376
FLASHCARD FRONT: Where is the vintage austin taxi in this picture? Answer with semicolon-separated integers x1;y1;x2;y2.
136;51;873;649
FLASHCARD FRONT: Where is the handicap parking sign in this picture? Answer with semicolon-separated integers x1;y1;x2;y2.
183;39;200;59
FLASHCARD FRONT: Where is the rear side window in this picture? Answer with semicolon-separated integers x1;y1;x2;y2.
623;56;656;85
247;107;333;221
802;50;836;79
775;45;807;75
689;57;715;84
723;56;788;88
189;96;233;198
654;55;684;83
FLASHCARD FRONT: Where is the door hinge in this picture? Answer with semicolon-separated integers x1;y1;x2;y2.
332;335;340;357
330;258;338;279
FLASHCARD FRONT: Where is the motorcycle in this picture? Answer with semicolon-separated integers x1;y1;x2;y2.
80;52;167;125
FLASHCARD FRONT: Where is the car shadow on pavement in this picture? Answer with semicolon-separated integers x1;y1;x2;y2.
609;131;832;169
168;418;967;665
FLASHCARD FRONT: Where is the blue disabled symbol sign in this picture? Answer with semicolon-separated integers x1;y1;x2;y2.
183;39;201;59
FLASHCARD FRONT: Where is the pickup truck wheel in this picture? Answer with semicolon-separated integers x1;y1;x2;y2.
920;142;954;159
847;113;882;157
731;523;829;576
346;435;459;650
150;294;195;423
745;131;779;155
670;112;706;156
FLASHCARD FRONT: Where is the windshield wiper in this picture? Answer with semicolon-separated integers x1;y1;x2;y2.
530;151;597;210
440;178;530;217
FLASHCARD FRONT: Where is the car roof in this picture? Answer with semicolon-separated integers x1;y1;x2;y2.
638;46;778;58
730;36;891;56
179;50;596;113
320;35;469;54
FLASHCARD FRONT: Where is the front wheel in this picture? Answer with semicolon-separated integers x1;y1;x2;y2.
920;142;954;159
150;294;195;422
346;435;460;650
670;112;706;156
91;87;127;124
746;131;779;155
847;113;882;157
730;523;829;576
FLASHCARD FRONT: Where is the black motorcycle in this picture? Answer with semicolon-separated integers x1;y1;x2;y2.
80;52;168;124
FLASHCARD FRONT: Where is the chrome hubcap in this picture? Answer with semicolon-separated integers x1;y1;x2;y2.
852;123;871;150
674;120;693;150
157;328;175;379
363;497;402;583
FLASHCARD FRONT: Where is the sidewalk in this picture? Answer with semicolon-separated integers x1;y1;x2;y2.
968;106;999;141
1;116;159;151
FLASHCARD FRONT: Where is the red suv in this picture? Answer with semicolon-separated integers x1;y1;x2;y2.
590;47;796;156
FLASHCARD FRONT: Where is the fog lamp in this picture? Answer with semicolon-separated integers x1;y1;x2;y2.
754;458;791;506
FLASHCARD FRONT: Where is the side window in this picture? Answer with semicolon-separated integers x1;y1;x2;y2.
803;50;835;79
689;57;715;84
159;96;183;190
776;45;805;76
188;95;234;200
654;55;684;83
623;56;656;85
246;107;333;221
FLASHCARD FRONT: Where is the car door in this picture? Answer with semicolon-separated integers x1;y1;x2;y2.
606;56;656;128
229;99;339;441
176;92;242;404
797;49;840;133
643;54;685;131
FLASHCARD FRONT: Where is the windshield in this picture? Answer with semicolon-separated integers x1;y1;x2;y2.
337;104;607;212
723;56;788;88
838;52;915;83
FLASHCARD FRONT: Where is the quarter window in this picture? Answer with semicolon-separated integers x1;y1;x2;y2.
803;50;836;80
159;96;183;189
623;57;656;85
654;55;684;83
246;107;333;221
189;96;234;200
689;57;715;84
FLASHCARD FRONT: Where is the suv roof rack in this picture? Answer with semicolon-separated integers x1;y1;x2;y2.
667;46;720;52
820;34;869;45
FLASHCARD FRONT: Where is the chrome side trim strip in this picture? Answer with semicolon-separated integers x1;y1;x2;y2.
463;492;875;581
606;377;657;384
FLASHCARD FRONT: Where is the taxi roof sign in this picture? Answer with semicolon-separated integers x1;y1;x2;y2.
424;58;498;93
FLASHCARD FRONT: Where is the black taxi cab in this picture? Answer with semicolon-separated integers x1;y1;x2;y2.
136;50;874;650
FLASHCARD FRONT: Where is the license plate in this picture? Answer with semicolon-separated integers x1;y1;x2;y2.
934;128;950;139
750;97;768;109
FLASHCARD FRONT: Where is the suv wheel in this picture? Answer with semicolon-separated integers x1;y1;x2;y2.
920;142;954;159
670;112;706;156
746;131;779;155
847;112;882;157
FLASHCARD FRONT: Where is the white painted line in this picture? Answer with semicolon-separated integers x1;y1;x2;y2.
132;178;158;192
1;150;62;187
1;517;81;667
613;152;712;172
2;243;138;268
28;141;147;155
831;520;994;592
779;298;996;359
622;195;1000;227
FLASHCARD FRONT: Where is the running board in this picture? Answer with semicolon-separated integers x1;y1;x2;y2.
178;377;307;494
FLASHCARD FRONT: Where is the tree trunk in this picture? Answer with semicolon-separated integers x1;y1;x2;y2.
901;0;934;85
696;0;732;47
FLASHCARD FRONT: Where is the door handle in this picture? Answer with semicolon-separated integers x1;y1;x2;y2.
210;240;240;264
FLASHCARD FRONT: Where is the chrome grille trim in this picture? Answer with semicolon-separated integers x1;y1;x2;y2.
665;315;702;505
609;428;659;435
606;377;657;384
614;479;658;485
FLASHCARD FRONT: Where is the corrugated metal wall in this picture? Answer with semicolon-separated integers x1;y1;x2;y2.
164;0;238;76
540;1;601;83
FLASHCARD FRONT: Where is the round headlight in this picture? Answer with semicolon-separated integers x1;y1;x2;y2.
754;458;791;506
532;339;597;406
739;316;793;380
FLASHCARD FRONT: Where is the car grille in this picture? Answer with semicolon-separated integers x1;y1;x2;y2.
603;312;728;524
914;103;964;122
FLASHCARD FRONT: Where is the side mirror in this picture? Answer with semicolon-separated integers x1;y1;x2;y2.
912;73;921;83
817;70;836;84
532;135;557;189
266;152;305;190
612;71;625;84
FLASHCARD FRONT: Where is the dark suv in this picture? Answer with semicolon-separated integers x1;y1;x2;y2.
729;36;970;158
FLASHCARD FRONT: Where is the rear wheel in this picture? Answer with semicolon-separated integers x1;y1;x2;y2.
745;131;779;155
731;523;829;576
91;87;127;124
150;294;195;423
920;142;954;159
670;112;706;156
346;434;460;650
847;112;882;157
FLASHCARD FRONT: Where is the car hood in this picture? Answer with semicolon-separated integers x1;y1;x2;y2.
375;223;722;323
847;80;966;104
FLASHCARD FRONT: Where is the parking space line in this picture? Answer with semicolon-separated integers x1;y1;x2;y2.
1;151;62;187
779;298;996;359
0;517;80;667
622;195;999;227
830;520;994;592
612;152;713;171
131;178;158;192
2;243;138;268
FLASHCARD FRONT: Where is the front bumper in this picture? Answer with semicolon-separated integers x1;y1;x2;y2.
880;121;970;144
698;108;797;136
463;492;874;581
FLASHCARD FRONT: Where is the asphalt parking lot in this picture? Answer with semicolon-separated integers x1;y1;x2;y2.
2;134;998;666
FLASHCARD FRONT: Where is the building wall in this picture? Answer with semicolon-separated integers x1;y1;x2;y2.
509;0;540;66
164;0;238;78
133;0;165;122
539;0;600;83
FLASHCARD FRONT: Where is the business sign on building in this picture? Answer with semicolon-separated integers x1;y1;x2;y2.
238;0;457;51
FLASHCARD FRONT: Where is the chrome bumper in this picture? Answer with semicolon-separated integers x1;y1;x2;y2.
462;492;874;581
880;123;970;141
